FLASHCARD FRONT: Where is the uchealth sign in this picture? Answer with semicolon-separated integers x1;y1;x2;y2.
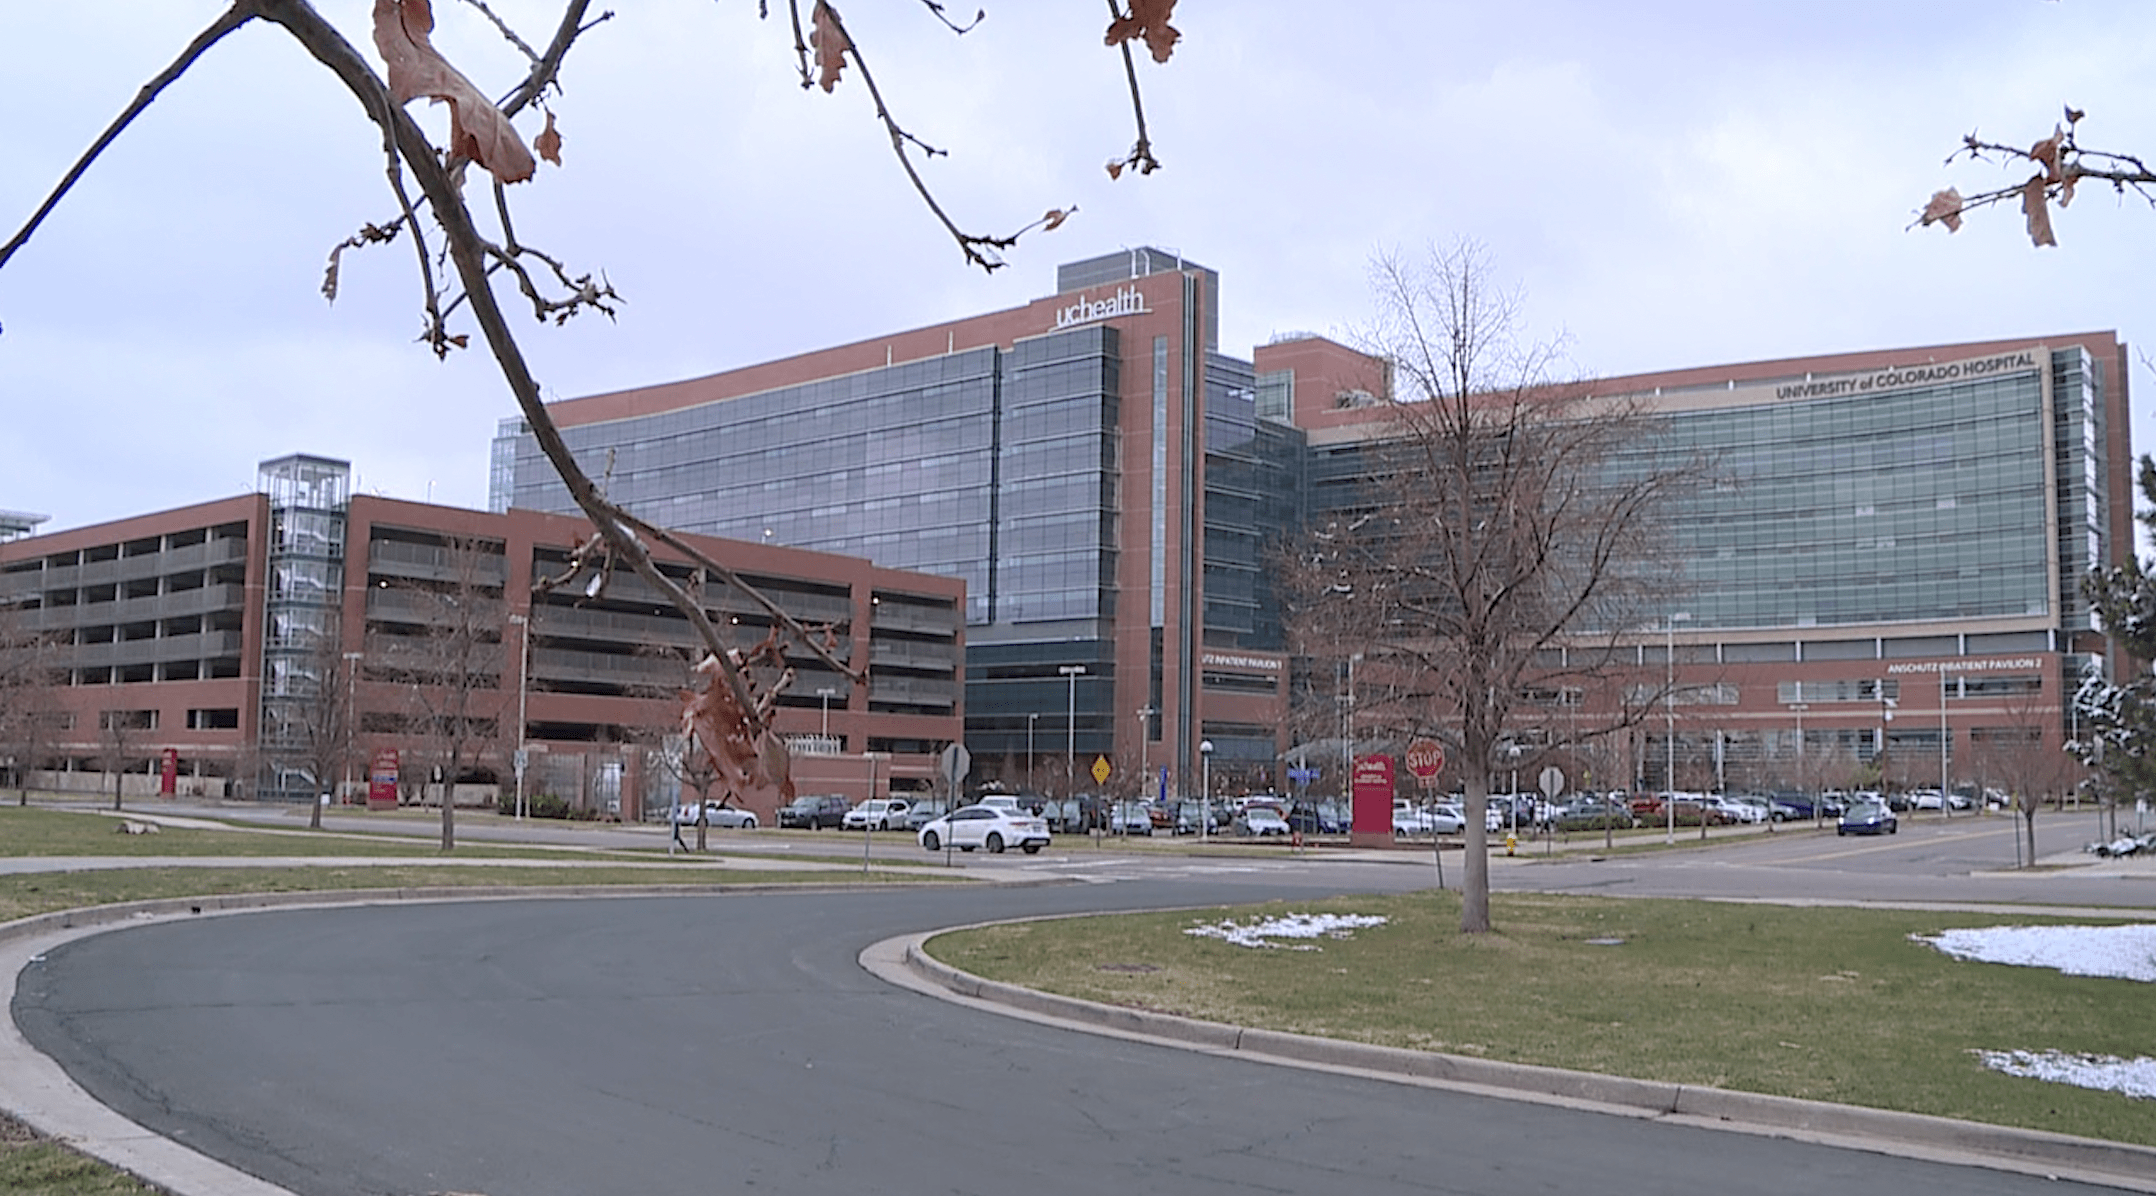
1352;754;1394;838
1052;285;1149;330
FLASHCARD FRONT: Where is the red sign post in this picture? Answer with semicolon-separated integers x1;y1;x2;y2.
367;748;400;810
1350;753;1395;845
159;748;178;797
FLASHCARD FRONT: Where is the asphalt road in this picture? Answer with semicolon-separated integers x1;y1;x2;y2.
10;840;2148;1196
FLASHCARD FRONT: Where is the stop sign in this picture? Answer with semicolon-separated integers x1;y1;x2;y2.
1405;738;1446;781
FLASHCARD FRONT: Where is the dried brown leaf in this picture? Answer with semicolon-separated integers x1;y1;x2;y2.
535;110;562;167
1919;188;1964;233
1106;0;1181;63
2029;124;2065;183
1043;208;1071;231
2059;164;2079;208
1105;159;1125;180
810;2;851;93
372;0;536;184
2021;175;2057;248
681;653;794;804
322;246;347;302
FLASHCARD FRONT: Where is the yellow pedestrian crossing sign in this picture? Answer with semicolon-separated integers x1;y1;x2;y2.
1091;755;1112;785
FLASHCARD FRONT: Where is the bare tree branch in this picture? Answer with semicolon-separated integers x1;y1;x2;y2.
0;4;256;272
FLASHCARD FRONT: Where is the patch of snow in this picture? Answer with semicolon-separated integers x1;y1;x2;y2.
1185;912;1387;950
1975;1050;2156;1100
1915;924;2156;983
1919;924;2156;1100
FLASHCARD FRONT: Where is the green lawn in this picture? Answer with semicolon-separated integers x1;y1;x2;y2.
927;890;2156;1146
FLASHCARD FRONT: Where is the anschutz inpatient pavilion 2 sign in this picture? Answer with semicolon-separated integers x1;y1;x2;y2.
1772;350;2040;402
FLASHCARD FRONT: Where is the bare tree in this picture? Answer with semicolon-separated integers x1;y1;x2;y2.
1917;105;2156;247
292;620;362;831
1968;700;2074;869
0;603;64;806
94;706;150;812
372;534;507;851
1;2;1181;814
1283;241;1700;935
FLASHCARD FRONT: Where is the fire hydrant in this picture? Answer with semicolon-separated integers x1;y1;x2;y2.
1505;832;1518;856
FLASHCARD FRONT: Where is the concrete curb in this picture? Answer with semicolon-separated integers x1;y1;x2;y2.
873;926;2156;1194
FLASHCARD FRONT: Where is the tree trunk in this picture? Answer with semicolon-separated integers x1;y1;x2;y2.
1459;773;1491;933
2022;808;2038;868
440;753;459;852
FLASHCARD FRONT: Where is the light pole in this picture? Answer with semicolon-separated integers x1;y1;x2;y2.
1939;668;1952;818
1026;712;1039;792
1137;706;1156;802
1200;739;1214;842
1059;665;1085;795
1877;680;1897;796
1790;700;1812;827
817;686;837;739
1664;611;1690;844
508;613;531;821
341;651;363;806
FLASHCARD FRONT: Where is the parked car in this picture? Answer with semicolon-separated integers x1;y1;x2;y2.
1837;801;1899;836
842;798;912;831
1550;797;1634;832
1235;806;1291;837
1717;795;1768;824
1767;795;1816;822
778;793;849;829
1109;801;1155;835
1667;798;1734;827
917;804;1052;854
903;799;950;831
1286;801;1344;835
1173;799;1223;835
672;800;758;829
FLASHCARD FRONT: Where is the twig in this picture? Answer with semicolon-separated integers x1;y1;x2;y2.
1;4;256;272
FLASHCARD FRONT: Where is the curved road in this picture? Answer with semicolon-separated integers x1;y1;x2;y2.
7;815;2153;1195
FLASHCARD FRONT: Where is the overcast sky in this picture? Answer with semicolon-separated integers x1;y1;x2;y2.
6;2;2155;535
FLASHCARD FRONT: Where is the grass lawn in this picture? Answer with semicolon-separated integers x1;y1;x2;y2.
0;1112;167;1195
0;804;617;860
927;890;2156;1146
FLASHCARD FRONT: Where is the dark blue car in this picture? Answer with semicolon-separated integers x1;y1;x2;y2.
1836;801;1898;836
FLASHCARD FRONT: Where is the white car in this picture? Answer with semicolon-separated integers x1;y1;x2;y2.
1237;806;1291;837
673;801;757;829
917;804;1051;854
842;798;912;831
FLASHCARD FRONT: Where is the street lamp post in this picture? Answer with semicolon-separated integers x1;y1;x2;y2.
342;651;363;806
508;613;531;821
1940;669;1952;819
1059;665;1085;795
1200;739;1214;843
817;686;837;739
1790;700;1812;827
1665;612;1690;844
1137;706;1156;802
1026;712;1038;792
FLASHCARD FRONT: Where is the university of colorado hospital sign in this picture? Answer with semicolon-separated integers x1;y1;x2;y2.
1054;285;1149;330
1771;350;2039;402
